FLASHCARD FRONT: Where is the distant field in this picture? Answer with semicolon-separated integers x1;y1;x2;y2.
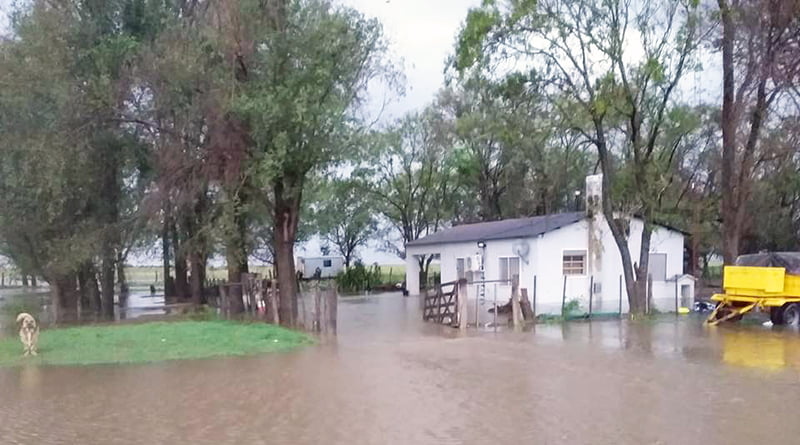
0;264;419;287
125;264;410;286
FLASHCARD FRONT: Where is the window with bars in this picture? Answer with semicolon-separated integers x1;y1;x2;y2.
562;251;586;275
499;257;520;282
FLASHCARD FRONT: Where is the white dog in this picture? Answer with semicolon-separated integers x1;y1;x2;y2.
16;313;39;356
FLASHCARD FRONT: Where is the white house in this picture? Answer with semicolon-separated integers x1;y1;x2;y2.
405;175;695;317
297;256;345;278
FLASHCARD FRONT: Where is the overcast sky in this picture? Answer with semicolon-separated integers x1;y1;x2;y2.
339;0;480;120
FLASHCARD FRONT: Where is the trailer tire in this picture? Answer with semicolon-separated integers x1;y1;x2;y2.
770;307;785;325
783;303;800;327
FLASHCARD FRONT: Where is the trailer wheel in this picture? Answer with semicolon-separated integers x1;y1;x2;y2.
783;303;800;327
770;307;785;325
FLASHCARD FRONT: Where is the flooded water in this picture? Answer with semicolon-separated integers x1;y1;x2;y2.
1;292;800;444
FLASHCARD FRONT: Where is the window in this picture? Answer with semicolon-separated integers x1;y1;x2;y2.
562;251;586;275
323;259;332;268
648;253;667;281
456;257;473;280
499;257;520;282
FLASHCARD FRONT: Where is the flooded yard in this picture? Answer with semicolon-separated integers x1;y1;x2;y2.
1;292;800;444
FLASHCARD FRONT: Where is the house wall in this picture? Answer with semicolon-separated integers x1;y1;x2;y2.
405;216;694;317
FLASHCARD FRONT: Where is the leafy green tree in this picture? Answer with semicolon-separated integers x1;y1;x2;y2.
314;179;377;267
230;0;393;325
359;112;456;283
0;0;164;320
436;71;593;221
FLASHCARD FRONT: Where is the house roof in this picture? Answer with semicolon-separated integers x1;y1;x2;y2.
406;212;585;247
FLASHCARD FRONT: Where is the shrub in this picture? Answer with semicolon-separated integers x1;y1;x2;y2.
335;261;382;293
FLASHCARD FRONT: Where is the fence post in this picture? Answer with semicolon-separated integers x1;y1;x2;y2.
475;281;480;328
219;284;228;318
520;288;534;322
561;275;568;317
493;283;498;331
314;283;322;332
588;275;594;318
457;278;468;331
674;278;679;315
619;275;623;316
511;275;522;331
533;275;537;320
325;286;338;334
270;280;280;325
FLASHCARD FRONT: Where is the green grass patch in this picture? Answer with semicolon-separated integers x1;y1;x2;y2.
0;320;312;367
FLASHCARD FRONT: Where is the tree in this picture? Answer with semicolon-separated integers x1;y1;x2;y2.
315;179;377;267
0;0;163;320
717;0;800;264
360;112;456;283
436;71;593;221
456;0;704;314
230;0;392;325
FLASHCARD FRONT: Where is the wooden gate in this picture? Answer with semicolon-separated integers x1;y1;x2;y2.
423;281;460;326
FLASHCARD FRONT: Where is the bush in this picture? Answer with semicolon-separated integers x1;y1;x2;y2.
335;261;382;293
563;298;582;316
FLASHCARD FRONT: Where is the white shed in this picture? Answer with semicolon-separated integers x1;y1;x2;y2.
297;256;345;278
405;175;695;316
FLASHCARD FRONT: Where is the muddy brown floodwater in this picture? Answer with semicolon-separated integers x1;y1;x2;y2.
2;293;800;444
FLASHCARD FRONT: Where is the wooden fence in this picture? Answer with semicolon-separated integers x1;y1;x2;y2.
215;273;337;332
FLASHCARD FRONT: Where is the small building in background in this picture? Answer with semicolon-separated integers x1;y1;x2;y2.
297;256;345;278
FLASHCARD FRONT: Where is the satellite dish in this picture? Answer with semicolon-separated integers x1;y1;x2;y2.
513;240;530;264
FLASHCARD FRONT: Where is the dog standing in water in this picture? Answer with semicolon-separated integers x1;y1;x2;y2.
16;313;39;356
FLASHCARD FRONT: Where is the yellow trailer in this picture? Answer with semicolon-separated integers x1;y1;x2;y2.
706;253;800;326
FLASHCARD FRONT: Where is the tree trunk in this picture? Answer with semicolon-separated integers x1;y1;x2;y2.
30;275;37;287
273;180;301;326
77;263;100;318
594;122;648;316
719;0;738;265
99;147;120;319
21;275;29;287
162;209;173;296
77;267;90;318
189;250;206;306
51;273;80;323
117;254;129;308
172;223;189;301
226;193;249;314
100;247;115;320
